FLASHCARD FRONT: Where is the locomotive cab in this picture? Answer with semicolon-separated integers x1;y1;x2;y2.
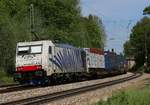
14;40;54;85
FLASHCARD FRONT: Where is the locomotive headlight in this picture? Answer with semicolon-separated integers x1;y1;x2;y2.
36;65;42;70
17;67;24;71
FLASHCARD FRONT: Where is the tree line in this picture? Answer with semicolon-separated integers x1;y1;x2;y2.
124;5;150;69
0;0;106;74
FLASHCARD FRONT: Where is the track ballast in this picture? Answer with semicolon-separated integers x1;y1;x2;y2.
0;73;142;105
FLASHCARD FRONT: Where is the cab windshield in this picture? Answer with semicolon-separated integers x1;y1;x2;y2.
18;45;42;55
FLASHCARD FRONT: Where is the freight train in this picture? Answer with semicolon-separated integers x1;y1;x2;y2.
14;40;127;85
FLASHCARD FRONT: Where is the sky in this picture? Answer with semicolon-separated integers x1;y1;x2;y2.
81;0;150;53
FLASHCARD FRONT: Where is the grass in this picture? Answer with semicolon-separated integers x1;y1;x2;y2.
94;86;150;105
0;69;15;85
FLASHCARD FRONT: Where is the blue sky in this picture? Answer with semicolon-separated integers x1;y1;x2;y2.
81;0;149;53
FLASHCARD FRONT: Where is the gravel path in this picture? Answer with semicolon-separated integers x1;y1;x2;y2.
0;73;134;104
45;73;150;105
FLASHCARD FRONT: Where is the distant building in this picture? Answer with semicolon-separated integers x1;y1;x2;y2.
126;57;135;70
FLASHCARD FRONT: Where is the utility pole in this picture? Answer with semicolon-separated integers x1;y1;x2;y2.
145;33;148;67
30;4;40;40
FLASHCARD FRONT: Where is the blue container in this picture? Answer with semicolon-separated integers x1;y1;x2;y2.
104;51;120;71
104;51;112;70
104;51;126;72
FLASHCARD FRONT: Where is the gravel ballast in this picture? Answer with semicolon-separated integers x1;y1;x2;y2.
46;73;150;105
0;72;136;104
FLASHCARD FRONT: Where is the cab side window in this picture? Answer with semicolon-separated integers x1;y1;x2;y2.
49;46;52;54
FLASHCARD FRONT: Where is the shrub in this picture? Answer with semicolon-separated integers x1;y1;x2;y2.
94;87;150;105
0;68;14;84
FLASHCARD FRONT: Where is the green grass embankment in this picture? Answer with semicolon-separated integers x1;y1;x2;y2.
94;86;150;105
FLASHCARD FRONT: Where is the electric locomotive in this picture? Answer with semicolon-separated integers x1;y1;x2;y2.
14;40;86;85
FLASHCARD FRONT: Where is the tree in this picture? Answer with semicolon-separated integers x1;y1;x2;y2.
0;0;106;74
123;41;134;57
82;15;106;48
124;17;150;67
143;5;150;15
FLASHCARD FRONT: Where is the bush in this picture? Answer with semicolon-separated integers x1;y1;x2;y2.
94;87;150;105
0;68;14;84
144;67;150;73
137;65;150;73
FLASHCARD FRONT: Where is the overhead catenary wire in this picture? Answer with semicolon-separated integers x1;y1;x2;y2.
82;2;136;41
81;1;136;32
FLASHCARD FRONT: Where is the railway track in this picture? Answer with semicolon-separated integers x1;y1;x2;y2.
0;73;142;105
0;83;19;88
0;74;128;94
0;77;97;93
0;84;41;94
